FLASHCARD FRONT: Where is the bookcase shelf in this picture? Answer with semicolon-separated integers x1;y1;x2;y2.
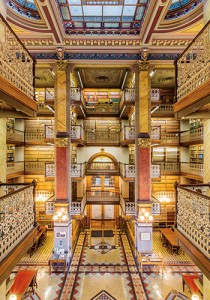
189;144;204;163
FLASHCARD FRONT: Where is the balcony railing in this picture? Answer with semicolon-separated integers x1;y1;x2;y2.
0;182;36;262
161;162;180;173
177;21;210;101
180;162;203;177
7;161;24;176
152;104;174;115
151;164;161;179
86;130;120;144
86;191;120;203
120;195;135;216
45;125;54;139
120;163;135;178
45;162;86;178
122;88;135;103
71;87;85;106
120;126;135;141
25;161;46;174
0;15;34;99
71;194;87;215
180;127;203;143
71;125;86;140
86;103;120;114
175;183;210;258
6;128;24;143
153;191;175;202
151;126;161;140
25;131;45;143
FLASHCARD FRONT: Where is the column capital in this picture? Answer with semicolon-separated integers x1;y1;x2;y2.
138;137;151;148
55;132;70;147
137;60;150;72
56;60;68;71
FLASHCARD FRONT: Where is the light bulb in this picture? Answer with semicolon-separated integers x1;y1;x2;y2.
148;215;153;221
144;212;149;217
140;215;145;221
191;295;199;300
53;215;58;221
9;295;17;300
57;211;62;217
62;215;67;221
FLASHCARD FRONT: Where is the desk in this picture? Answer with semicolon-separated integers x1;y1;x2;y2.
138;252;163;273
49;254;67;274
9;270;37;300
29;226;47;257
160;228;179;253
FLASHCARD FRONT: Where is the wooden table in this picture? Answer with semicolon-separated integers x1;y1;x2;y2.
138;252;163;273
9;270;37;299
160;228;179;253
49;254;67;274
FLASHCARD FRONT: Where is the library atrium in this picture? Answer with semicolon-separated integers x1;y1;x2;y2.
0;0;210;299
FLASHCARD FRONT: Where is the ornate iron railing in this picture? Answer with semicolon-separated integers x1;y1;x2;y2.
177;21;210;101
120;195;135;216
175;183;210;258
152;104;174;115
161;162;180;173
71;87;85;106
180;127;203;143
71;125;86;140
151;164;161;179
86;103;120;114
120;163;135;178
25;161;46;174
45;162;86;178
161;133;179;144
0;14;34;99
7;161;24;175
153;191;175;202
45;125;54;139
120;126;135;141
180;162;203;177
122;88;135;102
151;126;161;140
6;128;24;143
0;182;36;262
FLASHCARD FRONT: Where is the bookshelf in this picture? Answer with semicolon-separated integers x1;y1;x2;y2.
84;89;121;105
153;203;176;228
7;145;15;162
189;144;204;163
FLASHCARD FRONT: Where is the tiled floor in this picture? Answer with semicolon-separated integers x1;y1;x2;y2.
7;230;203;300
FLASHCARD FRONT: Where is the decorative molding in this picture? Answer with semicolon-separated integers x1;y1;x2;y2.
32;52;181;60
138;138;151;148
151;39;191;46
55;137;69;147
138;60;149;71
65;39;141;47
56;60;68;70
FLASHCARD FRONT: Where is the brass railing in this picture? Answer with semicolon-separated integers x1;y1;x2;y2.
177;21;210;101
153;191;175;202
25;161;46;174
175;183;210;258
0;14;34;99
161;133;179;144
86;103;120;114
152;104;174;115
25;131;45;143
0;182;36;262
45;162;86;178
161;162;180;173
6;128;24;143
86;190;120;203
86;130;120;144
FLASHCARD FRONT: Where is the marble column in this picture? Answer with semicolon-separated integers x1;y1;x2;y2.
54;61;72;258
135;60;152;254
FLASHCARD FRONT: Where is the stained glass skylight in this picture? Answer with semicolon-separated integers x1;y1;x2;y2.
57;0;149;35
166;0;203;19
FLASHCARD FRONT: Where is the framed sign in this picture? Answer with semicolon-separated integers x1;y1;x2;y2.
140;232;151;241
56;232;66;238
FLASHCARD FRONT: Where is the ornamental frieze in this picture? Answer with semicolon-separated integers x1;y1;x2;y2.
138;138;151;148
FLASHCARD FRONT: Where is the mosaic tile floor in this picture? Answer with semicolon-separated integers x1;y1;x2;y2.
7;230;203;300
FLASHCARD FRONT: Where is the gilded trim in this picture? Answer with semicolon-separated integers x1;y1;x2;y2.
138;138;150;148
55;137;69;147
138;61;149;71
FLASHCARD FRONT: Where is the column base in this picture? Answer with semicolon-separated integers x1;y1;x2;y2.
54;219;72;260
135;220;153;254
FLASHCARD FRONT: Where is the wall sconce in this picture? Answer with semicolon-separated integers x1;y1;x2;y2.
191;295;199;300
138;208;153;223
53;211;68;222
159;196;170;205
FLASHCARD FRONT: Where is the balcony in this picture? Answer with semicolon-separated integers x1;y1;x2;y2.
0;15;36;116
25;161;46;175
161;162;180;174
120;126;135;146
151;164;161;179
71;125;86;145
120;195;135;216
45;162;86;179
180;162;203;179
0;182;36;274
6;161;24;178
180;127;203;144
86;103;120;115
151;126;161;141
174;21;210;118
25;131;45;144
71;194;86;216
86;130;120;145
86;190;120;204
120;88;135;117
151;104;174;117
161;133;179;145
70;88;86;117
6;128;24;144
120;163;135;179
175;183;210;278
86;162;119;175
